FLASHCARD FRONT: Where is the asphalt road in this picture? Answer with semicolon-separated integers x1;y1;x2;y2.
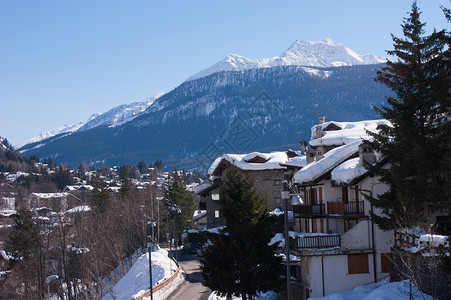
165;253;211;300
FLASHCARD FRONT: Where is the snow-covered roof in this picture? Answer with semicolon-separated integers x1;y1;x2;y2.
29;192;70;199
282;155;307;168
331;157;367;185
192;182;213;194
208;151;291;176
309;119;390;147
65;206;92;214
294;141;360;184
64;185;94;191
192;210;207;220
269;208;284;216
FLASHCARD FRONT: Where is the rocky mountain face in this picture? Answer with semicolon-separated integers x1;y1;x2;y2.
20;64;390;170
0;137;11;152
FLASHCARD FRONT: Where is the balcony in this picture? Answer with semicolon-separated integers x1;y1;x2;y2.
291;233;340;251
293;204;325;217
327;201;364;215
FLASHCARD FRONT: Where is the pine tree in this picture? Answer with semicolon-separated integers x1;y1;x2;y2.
365;2;450;231
90;174;111;212
166;169;195;238
137;160;148;174
6;208;40;262
200;166;283;300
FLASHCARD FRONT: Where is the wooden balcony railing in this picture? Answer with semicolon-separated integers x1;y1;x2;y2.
291;234;340;250
293;204;325;217
327;201;364;215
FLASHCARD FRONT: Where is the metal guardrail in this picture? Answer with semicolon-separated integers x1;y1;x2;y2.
134;258;181;300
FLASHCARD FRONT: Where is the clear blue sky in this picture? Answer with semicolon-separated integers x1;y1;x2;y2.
1;0;449;145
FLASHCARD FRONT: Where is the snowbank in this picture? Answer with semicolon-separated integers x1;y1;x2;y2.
102;248;176;300
308;279;432;300
208;290;278;300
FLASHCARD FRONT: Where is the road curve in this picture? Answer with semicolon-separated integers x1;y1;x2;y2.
165;254;211;300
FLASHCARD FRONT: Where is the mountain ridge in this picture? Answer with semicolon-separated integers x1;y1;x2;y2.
17;92;164;148
187;38;386;81
19;64;390;169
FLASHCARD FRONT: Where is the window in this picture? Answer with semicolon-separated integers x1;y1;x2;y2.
214;210;219;218
211;193;219;201
381;253;391;273
347;254;369;274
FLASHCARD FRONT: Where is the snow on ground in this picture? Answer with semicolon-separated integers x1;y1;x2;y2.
208;290;278;300
103;248;177;300
308;279;432;300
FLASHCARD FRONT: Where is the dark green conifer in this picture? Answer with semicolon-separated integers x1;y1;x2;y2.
166;169;195;236
5;208;40;263
366;2;450;230
201;166;283;300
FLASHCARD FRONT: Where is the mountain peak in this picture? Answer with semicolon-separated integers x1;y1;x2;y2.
187;39;386;81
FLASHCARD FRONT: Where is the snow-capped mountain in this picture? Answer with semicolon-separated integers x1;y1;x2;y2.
20;64;390;168
78;91;165;131
187;38;386;81
19;38;390;168
16;123;85;149
18;92;164;148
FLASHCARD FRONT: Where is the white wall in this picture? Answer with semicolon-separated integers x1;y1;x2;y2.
308;254;376;298
341;220;371;250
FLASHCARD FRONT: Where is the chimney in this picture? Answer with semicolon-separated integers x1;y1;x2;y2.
299;140;308;154
359;144;377;165
318;116;326;124
315;125;322;139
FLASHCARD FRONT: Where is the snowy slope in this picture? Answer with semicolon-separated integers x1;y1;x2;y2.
309;278;432;300
103;248;175;300
79;91;165;131
187;38;386;81
18;92;164;148
16;123;85;149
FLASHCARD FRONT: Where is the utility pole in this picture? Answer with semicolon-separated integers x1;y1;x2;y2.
147;228;153;300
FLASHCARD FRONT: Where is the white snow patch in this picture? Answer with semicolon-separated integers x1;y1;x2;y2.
309;279;433;300
269;233;285;247
208;290;278;300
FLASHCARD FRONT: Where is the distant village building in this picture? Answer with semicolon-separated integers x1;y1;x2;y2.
196;151;306;229
25;192;82;212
